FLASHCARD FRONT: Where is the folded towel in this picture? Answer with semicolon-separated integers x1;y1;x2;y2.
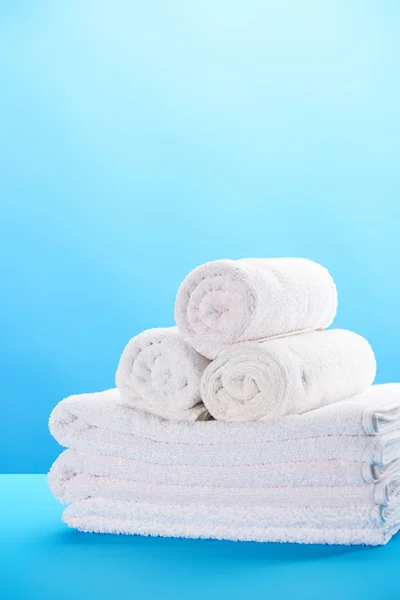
63;498;396;531
48;460;400;508
115;327;210;421
49;385;400;546
49;387;400;467
49;385;400;445
201;329;376;422
174;258;337;359
62;498;400;546
52;448;399;488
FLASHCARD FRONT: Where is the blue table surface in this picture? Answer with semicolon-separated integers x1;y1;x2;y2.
1;475;400;600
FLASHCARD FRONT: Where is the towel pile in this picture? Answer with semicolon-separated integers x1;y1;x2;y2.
48;258;400;545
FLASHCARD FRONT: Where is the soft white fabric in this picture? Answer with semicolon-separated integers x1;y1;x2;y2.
48;426;400;467
50;453;400;546
115;327;210;421
63;499;391;530
48;460;400;508
201;329;376;422
49;386;400;467
51;448;394;488
62;498;400;546
49;385;400;445
174;258;337;359
49;386;400;546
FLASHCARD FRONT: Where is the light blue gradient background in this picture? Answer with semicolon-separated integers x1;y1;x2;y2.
1;1;400;473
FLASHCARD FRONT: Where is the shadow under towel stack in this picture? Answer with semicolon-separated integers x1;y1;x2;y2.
48;257;400;546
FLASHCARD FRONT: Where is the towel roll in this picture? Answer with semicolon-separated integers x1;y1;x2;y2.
201;329;376;422
116;327;210;421
174;258;337;359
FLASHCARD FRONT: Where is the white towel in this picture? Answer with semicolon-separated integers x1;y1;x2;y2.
201;329;376;422
49;385;400;444
62;498;400;546
52;448;399;488
174;258;337;359
63;499;394;531
49;385;400;546
48;459;400;508
115;327;210;421
49;387;400;467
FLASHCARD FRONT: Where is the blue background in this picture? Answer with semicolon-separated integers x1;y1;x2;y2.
1;1;400;473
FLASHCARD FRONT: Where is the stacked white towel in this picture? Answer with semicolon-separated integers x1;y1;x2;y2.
49;386;400;545
48;257;400;545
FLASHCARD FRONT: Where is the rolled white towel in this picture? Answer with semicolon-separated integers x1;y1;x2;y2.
116;327;210;421
174;258;337;359
201;329;376;422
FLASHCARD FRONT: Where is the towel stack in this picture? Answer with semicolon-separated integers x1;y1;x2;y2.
48;258;400;545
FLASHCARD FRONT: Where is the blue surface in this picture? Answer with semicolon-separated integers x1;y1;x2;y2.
1;475;400;600
1;2;400;472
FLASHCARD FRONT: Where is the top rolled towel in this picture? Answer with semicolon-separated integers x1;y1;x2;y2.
174;258;337;359
116;327;210;421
